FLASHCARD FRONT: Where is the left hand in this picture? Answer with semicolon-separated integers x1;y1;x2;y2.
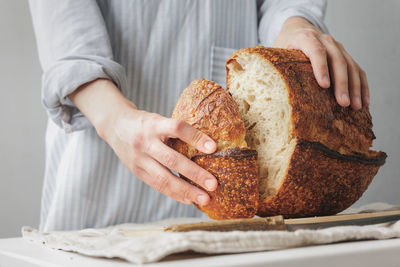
274;16;369;110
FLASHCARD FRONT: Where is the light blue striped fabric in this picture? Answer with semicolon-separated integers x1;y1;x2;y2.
30;0;327;231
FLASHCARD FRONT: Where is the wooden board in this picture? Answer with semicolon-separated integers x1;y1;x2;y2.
124;209;400;236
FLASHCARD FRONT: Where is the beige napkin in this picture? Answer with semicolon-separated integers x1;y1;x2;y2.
22;203;400;264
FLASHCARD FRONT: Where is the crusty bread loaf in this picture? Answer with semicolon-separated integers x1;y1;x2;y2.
170;79;258;219
226;46;387;217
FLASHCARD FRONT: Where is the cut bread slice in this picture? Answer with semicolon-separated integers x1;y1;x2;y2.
226;47;386;217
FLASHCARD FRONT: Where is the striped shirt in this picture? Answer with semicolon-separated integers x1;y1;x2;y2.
29;0;327;231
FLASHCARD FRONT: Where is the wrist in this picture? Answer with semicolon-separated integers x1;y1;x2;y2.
68;78;137;141
95;96;137;143
274;16;321;48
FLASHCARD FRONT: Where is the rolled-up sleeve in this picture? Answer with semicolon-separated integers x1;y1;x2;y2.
258;0;329;46
29;0;127;132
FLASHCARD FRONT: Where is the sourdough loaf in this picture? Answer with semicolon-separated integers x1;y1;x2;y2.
170;79;258;219
226;47;387;217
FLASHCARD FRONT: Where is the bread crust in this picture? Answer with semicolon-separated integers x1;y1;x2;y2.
226;47;387;217
171;79;247;158
257;139;386;217
226;47;375;155
185;148;258;220
170;79;258;219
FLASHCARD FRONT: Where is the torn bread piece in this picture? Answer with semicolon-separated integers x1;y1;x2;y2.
170;79;258;219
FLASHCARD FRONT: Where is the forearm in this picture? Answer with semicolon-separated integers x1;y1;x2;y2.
30;0;127;132
68;79;136;140
276;16;320;40
257;0;328;46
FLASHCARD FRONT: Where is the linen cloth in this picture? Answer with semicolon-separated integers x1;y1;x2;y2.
22;203;400;264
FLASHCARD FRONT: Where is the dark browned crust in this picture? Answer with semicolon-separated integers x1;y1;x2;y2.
257;139;386;218
193;147;258;158
184;148;258;220
226;47;375;155
299;140;387;166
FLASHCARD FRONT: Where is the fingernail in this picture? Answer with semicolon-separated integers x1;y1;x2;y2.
322;75;330;87
341;93;350;106
204;141;215;153
196;195;208;206
365;96;370;107
354;97;362;109
183;198;192;204
205;179;217;191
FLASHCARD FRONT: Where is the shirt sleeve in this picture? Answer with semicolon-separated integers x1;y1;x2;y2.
29;0;127;132
257;0;329;46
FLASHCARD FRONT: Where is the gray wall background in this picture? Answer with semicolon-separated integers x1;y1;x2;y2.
0;0;399;238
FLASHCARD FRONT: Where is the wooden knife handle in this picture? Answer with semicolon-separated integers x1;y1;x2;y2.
165;216;286;232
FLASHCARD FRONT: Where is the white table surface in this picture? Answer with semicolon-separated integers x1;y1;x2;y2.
1;237;400;267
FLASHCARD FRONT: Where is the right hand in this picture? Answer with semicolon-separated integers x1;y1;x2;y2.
69;79;218;206
103;108;219;206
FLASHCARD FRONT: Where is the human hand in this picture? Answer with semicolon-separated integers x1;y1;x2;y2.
274;16;369;110
69;79;218;206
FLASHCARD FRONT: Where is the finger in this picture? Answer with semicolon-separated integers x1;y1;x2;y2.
292;32;330;88
338;44;362;110
164;119;216;154
137;155;210;206
148;140;218;191
360;68;370;107
133;164;192;205
320;36;350;107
